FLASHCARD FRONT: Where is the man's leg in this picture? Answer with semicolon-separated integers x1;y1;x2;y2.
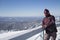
44;33;50;40
51;32;57;40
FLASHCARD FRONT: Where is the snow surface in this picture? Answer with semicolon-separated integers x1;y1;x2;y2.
0;25;60;40
0;26;42;40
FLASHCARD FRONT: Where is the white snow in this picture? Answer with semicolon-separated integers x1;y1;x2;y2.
0;26;42;40
26;32;43;40
56;27;60;40
0;25;60;40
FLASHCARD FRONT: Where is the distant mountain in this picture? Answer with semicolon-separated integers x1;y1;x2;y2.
0;17;43;22
0;17;43;31
0;16;60;31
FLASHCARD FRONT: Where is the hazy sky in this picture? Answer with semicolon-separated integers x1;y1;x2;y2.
0;0;60;17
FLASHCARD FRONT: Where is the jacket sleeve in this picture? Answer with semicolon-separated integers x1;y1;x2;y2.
47;16;55;27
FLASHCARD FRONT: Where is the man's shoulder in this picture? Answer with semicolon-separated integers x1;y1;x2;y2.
50;15;55;21
51;15;55;18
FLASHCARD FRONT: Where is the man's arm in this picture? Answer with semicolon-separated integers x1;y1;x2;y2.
42;18;47;29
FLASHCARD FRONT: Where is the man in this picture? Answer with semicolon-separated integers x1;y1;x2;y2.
42;9;57;40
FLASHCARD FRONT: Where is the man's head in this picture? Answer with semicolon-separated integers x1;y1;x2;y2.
44;9;50;17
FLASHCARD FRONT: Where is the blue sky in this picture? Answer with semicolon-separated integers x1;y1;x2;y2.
0;0;60;17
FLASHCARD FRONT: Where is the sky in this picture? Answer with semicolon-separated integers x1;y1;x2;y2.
0;0;60;17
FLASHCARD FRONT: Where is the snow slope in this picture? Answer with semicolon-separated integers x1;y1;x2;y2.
0;25;60;40
0;26;43;40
